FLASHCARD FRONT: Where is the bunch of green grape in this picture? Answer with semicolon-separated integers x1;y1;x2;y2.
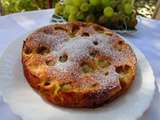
55;0;137;30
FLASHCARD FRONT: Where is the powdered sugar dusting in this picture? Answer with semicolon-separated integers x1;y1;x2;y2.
93;66;120;89
54;61;75;72
28;32;69;50
26;26;134;90
52;34;113;72
28;29;131;82
48;33;124;89
62;36;93;62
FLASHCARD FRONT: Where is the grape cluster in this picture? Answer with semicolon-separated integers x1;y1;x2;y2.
55;0;137;30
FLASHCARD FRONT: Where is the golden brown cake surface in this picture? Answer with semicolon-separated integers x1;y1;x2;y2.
22;22;137;108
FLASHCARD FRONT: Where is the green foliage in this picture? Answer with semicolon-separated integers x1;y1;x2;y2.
2;0;48;15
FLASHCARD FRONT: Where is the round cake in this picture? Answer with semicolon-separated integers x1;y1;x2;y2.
22;22;137;108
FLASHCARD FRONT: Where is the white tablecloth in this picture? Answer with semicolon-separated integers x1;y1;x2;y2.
0;9;160;120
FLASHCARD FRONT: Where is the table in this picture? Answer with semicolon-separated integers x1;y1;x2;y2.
0;9;160;120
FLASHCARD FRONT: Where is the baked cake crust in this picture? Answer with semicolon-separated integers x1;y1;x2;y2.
22;22;137;108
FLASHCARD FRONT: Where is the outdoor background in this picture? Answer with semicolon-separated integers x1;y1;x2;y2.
0;0;159;19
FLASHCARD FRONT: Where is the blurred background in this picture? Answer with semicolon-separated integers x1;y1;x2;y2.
0;0;159;19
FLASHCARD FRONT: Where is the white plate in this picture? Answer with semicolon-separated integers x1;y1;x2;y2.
0;31;155;120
